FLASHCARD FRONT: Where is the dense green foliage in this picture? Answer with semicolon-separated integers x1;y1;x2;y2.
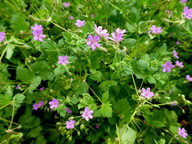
0;0;192;143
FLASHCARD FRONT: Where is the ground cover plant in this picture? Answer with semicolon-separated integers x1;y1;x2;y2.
0;0;192;143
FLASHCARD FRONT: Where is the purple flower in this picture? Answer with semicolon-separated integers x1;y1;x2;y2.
31;24;46;41
183;6;192;19
175;61;184;68
115;28;126;35
141;88;154;99
39;87;45;91
95;125;99;129
180;0;188;3
108;33;124;44
94;25;109;38
149;25;162;34
66;108;72;114
186;75;192;81
33;101;44;110
66;119;75;129
63;2;70;7
58;55;69;65
173;50;179;59
15;85;21;89
91;14;95;17
38;101;44;106
68;16;74;20
49;98;59;109
176;41;180;45
82;107;94;121
162;61;175;72
178;127;188;138
0;32;5;42
33;103;40;110
75;20;85;27
87;35;100;51
171;100;177;106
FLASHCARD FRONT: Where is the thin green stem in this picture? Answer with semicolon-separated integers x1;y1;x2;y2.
0;101;14;110
0;117;20;126
126;109;137;125
106;0;122;13
51;21;71;33
0;46;7;62
181;24;192;36
84;82;102;103
132;75;139;96
8;105;15;130
22;87;29;95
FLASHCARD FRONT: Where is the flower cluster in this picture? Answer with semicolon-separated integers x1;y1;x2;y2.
65;107;94;129
31;24;46;41
0;32;5;42
87;26;126;50
33;101;44;110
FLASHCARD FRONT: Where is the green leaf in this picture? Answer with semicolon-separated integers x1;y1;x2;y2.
57;104;66;118
6;44;15;59
20;116;40;129
29;76;41;93
102;91;109;103
16;66;34;82
81;21;94;36
144;110;165;128
70;97;79;105
28;126;42;138
63;32;85;45
123;38;136;48
0;94;12;107
12;14;29;32
75;82;88;96
136;59;149;70
116;125;136;144
13;94;25;109
146;75;156;84
89;71;102;82
125;22;136;33
155;139;166;144
78;93;97;110
54;65;66;76
157;43;167;56
40;40;58;49
30;61;51;79
99;102;112;117
128;7;140;23
99;80;117;91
